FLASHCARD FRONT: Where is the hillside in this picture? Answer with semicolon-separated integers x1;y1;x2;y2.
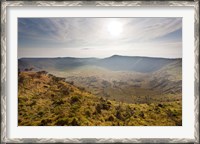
18;55;182;104
18;71;182;126
148;60;182;95
98;55;181;73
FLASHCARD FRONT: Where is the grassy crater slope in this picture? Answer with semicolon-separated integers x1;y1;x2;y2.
18;71;182;126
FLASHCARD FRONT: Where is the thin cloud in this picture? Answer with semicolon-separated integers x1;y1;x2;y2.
18;18;182;58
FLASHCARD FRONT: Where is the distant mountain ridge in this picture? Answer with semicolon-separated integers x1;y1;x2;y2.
18;55;182;73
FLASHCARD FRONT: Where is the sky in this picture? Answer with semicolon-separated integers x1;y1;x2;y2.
18;18;182;58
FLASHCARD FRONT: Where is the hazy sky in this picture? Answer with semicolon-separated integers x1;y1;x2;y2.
18;18;182;58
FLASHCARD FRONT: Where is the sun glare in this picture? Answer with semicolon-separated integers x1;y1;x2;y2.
107;21;123;37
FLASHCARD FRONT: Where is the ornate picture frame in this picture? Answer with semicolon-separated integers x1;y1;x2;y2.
1;1;199;143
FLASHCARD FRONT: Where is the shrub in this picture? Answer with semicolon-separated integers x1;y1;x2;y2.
85;110;91;117
29;100;36;107
55;118;68;126
71;104;80;112
52;77;60;82
100;97;105;102
139;111;145;119
53;77;65;82
48;74;54;77
40;119;52;126
69;88;74;92
53;99;65;106
175;120;182;126
158;103;163;108
107;101;111;105
70;96;79;104
18;76;25;84
107;115;115;121
155;106;161;113
116;111;123;120
37;71;48;75
18;119;22;124
95;104;102;114
116;104;122;111
62;89;69;95
167;109;178;118
70;118;79;126
43;85;48;88
38;111;44;117
102;103;110;110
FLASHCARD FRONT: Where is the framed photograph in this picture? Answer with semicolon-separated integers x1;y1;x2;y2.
1;0;199;143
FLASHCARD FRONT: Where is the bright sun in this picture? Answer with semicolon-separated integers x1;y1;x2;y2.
107;21;123;37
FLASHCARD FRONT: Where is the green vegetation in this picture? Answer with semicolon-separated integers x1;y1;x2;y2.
18;71;182;126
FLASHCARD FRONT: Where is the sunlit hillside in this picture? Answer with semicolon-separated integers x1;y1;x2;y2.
18;71;182;126
18;56;182;104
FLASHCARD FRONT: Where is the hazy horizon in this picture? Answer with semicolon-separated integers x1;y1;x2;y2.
18;54;182;59
18;18;182;58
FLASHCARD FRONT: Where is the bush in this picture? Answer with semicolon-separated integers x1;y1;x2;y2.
95;104;101;114
43;85;48;88
37;71;48;75
48;74;54;77
40;119;52;126
102;103;110;110
70;96;79;104
62;89;69;95
158;103;163;108
18;119;22;124
18;76;25;84
85;110;91;117
71;104;80;112
38;111;44;117
55;118;68;126
139;111;145;119
175;120;182;126
70;118;79;126
100;97;105;102
53;99;65;106
107;115;115;121
116;111;123;120
29;100;36;107
107;101;111;105
53;77;65;82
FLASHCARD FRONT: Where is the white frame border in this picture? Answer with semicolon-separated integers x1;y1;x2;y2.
1;1;199;143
